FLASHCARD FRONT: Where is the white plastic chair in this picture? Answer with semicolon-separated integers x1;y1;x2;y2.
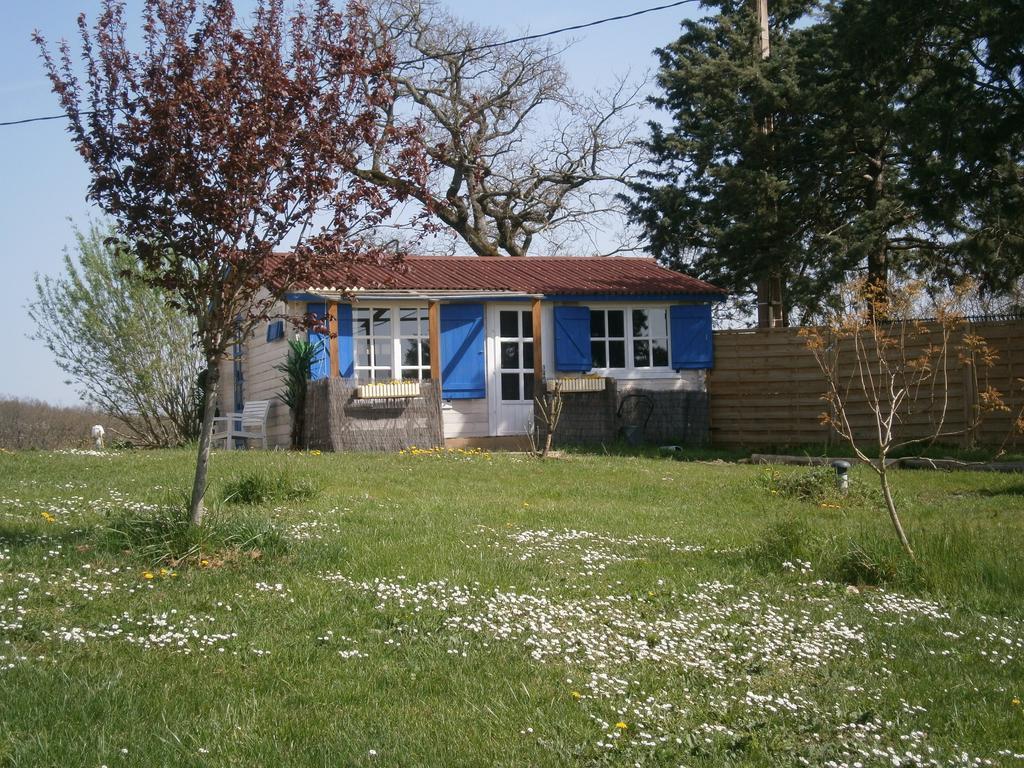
212;400;270;450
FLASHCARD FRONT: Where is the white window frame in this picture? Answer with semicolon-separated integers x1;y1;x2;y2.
587;304;673;375
629;307;671;369
352;303;432;382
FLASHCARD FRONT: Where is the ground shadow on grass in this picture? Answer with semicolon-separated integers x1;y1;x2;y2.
0;522;95;550
975;484;1024;497
559;439;751;462
564;439;1024;464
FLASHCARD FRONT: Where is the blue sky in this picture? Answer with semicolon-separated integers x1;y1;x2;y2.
0;1;701;405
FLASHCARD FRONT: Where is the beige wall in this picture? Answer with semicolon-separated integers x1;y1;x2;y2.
441;399;489;438
216;299;292;449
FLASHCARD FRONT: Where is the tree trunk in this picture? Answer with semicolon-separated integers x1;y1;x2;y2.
864;151;889;300
188;359;220;526
878;468;914;560
290;387;305;450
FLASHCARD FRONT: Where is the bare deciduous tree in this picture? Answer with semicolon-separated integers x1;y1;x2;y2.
362;0;644;257
802;279;1006;559
528;381;564;459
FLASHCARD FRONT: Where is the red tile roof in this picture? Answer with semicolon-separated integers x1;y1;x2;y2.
289;256;723;297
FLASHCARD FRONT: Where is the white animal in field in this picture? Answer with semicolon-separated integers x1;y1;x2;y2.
91;424;105;450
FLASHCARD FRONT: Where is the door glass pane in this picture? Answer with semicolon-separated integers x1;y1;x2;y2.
400;338;419;367
501;373;520;401
401;368;419;380
399;308;420;336
522;311;533;339
501;342;519;369
372;308;391;336
652;339;669;367
633;339;651;367
609;340;626;368
590;310;605;337
592;340;607;368
523;373;535;401
373;338;392;367
523;342;534;370
420;340;430;368
420;311;430;337
608;310;625;338
632;309;649;337
649;308;668;338
499;311;518;338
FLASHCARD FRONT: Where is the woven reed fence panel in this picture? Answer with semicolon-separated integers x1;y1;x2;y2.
303;379;444;453
539;379;710;447
708;319;1024;448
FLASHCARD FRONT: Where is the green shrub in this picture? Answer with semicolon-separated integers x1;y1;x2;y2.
759;464;879;507
747;516;809;568
104;507;286;565
221;468;321;505
829;537;925;588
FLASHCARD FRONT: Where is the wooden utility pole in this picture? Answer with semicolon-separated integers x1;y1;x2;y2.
757;0;770;60
755;0;786;328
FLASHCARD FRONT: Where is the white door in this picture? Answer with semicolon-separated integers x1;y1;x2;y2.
488;305;536;436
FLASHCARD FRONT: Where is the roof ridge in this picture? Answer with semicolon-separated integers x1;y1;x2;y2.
401;254;656;260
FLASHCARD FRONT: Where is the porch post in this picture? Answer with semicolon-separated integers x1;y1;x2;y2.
327;301;340;378
531;297;543;380
428;301;441;383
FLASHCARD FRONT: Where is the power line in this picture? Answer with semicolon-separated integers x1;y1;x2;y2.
415;0;700;58
0;0;699;129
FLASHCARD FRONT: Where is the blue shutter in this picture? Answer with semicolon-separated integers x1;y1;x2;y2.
669;304;713;370
440;304;485;399
553;306;592;372
306;302;330;381
266;320;284;342
336;303;354;379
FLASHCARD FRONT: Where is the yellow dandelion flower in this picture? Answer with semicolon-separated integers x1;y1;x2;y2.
200;559;210;567
309;449;322;456
142;571;155;580
1013;697;1021;706
615;722;628;730
571;691;581;700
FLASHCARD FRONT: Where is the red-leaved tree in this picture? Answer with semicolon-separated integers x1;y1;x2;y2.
35;0;430;524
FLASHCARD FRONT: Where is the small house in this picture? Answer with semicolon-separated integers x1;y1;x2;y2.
218;256;724;450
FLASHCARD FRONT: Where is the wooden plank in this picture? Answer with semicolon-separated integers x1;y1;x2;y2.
532;298;544;379
428;301;441;383
327;301;340;379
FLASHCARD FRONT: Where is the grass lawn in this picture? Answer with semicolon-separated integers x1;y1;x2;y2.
1;447;1022;767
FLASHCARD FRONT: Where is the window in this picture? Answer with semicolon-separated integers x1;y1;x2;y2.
353;306;431;382
497;309;534;401
588;306;670;370
590;309;626;369
631;308;669;368
397;307;431;381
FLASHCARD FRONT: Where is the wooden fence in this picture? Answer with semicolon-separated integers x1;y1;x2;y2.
707;319;1024;449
